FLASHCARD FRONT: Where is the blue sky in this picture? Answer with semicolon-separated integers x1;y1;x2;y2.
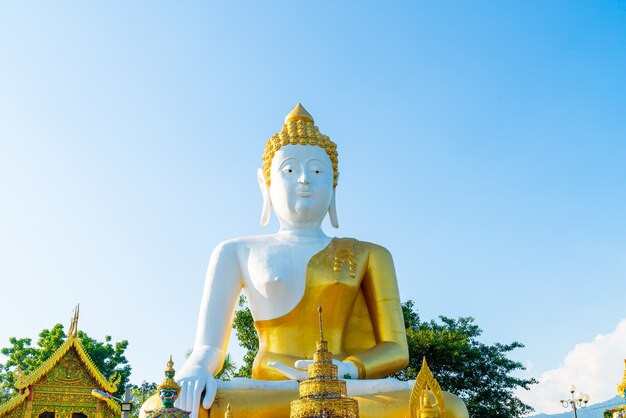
1;2;625;413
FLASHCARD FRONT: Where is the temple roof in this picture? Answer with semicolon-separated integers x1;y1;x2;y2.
0;389;30;417
13;333;119;393
0;307;121;417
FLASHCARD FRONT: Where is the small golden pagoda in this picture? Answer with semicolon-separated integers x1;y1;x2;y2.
289;307;359;418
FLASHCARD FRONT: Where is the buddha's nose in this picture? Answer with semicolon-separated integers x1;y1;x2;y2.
298;171;310;184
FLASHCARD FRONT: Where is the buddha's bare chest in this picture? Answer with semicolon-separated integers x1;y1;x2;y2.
242;241;328;315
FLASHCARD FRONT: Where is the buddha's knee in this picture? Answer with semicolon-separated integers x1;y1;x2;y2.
139;394;159;418
442;391;470;418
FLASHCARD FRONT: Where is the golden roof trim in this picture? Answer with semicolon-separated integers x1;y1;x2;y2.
618;359;626;395
15;334;118;393
104;397;122;415
0;388;29;416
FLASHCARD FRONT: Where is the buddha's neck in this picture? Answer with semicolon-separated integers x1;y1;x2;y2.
277;221;327;239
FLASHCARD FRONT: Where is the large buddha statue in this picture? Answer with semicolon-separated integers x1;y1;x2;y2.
145;104;468;418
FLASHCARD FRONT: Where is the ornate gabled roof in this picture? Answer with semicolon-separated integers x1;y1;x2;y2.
14;333;119;393
0;388;29;416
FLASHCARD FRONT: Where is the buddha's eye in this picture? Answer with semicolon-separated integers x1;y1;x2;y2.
309;165;323;174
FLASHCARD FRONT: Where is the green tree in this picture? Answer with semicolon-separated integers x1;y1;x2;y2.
232;296;258;378
216;353;237;380
127;381;157;418
231;297;536;417
0;323;131;402
184;348;237;380
391;300;536;417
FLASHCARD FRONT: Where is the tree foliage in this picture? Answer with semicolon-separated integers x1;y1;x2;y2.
391;300;536;417
232;296;258;378
216;353;237;380
127;381;157;418
0;323;131;402
232;297;537;417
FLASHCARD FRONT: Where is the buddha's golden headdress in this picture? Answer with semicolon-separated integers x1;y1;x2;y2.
262;103;339;188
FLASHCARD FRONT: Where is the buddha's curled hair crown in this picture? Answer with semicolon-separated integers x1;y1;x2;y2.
262;104;339;188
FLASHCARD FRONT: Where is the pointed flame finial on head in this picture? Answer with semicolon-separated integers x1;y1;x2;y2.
284;103;314;124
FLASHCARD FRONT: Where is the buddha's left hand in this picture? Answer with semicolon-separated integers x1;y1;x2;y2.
269;359;358;380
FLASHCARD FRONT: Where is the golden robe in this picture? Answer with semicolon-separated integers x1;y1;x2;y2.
204;238;468;417
253;237;408;380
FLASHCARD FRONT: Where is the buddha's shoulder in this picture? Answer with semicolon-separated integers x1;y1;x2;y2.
212;235;287;251
335;237;392;257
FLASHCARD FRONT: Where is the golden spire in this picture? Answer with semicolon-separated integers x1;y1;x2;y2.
68;304;80;337
224;403;233;418
318;305;324;341
284;103;314;124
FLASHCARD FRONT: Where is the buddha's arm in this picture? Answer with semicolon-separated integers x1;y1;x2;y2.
175;242;243;415
345;244;409;379
190;240;243;374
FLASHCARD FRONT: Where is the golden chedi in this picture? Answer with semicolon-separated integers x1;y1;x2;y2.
290;307;359;418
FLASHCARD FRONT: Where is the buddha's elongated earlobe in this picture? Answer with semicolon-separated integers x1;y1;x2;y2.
329;188;339;228
257;168;272;226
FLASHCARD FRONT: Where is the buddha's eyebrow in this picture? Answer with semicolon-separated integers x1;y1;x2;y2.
278;158;298;169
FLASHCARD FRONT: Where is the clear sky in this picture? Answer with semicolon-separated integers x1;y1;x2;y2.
1;1;625;414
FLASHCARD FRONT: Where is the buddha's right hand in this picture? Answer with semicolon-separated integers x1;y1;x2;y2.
175;347;220;417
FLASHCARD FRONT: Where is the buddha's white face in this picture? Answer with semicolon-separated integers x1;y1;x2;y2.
269;144;334;226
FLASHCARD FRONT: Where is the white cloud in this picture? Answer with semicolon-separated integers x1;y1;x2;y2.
517;318;626;414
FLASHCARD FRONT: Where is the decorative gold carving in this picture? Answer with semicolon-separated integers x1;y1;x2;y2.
333;238;357;278
618;359;626;396
409;358;447;418
0;388;29;418
224;404;233;418
262;103;339;188
16;336;118;393
108;372;121;390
